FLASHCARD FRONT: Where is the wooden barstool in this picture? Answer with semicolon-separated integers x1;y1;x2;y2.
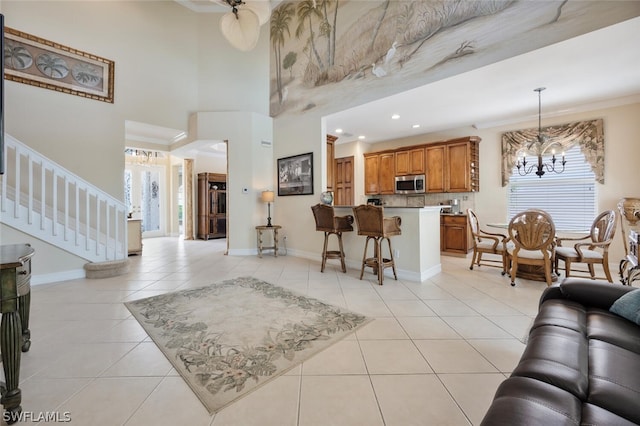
311;204;354;273
352;205;402;285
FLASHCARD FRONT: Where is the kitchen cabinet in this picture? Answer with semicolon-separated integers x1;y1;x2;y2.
441;214;472;255
326;134;337;191
197;173;227;240
395;147;425;175
364;152;395;195
426;137;480;193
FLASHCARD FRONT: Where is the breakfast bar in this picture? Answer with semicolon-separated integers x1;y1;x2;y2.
333;206;443;282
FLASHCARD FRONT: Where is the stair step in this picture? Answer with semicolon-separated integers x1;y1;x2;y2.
84;259;130;279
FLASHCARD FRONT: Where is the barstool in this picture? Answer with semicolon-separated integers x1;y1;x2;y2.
311;204;354;273
352;205;401;285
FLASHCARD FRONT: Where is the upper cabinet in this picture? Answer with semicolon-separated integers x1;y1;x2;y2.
365;136;480;195
426;137;480;193
364;152;395;195
395;147;425;176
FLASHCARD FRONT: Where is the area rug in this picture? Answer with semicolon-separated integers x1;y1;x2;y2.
125;276;372;414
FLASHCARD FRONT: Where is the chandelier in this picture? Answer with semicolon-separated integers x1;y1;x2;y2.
219;0;271;52
125;148;161;166
516;87;566;178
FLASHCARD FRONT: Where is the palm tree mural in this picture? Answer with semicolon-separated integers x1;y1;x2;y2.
271;3;295;104
295;0;325;77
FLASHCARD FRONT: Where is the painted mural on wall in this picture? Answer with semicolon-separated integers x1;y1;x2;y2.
269;0;640;118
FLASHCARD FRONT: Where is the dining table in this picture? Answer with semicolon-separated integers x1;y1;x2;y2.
487;223;589;283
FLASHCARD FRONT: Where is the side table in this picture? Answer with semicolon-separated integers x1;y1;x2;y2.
256;225;281;258
0;243;35;423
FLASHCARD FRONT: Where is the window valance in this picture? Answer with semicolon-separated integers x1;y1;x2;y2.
501;119;604;186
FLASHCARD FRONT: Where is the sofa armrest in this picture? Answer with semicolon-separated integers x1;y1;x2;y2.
539;278;636;310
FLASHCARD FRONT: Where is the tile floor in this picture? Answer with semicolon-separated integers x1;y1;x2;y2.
9;237;553;425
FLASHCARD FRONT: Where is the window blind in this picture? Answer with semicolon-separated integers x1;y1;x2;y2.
508;145;596;231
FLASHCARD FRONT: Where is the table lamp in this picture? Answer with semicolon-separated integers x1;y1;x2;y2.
261;190;274;227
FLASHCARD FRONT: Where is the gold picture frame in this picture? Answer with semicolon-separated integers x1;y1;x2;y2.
4;27;114;103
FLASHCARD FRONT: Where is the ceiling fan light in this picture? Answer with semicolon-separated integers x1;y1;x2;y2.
220;8;260;51
244;0;271;26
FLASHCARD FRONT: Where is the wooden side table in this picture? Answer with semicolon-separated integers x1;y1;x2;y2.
256;225;281;258
0;243;35;423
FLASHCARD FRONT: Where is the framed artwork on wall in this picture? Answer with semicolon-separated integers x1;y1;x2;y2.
278;152;314;196
3;27;115;103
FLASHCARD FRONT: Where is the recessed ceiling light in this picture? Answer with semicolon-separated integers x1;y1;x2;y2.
391;114;400;120
335;128;343;133
412;124;421;128
358;135;366;140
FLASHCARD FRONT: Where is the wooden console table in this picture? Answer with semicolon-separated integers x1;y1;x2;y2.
0;243;35;423
256;225;281;258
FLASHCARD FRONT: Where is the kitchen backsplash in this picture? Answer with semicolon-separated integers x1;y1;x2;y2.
363;193;476;212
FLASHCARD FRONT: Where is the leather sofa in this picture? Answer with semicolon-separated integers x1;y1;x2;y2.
481;279;640;426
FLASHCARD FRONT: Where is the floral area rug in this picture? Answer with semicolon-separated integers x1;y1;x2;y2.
124;276;371;414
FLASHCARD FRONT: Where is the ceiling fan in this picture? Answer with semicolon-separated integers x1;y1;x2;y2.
217;0;271;51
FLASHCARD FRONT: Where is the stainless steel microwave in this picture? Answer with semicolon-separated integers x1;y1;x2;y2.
395;174;426;194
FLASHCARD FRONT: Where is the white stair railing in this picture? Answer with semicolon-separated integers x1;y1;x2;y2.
1;134;128;263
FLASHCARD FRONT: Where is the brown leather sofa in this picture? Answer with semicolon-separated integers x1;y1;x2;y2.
481;279;640;426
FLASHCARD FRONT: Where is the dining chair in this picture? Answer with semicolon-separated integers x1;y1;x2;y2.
554;210;617;282
507;209;556;286
311;203;354;273
467;209;509;274
352;204;401;285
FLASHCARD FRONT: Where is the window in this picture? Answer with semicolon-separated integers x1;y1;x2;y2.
508;145;596;231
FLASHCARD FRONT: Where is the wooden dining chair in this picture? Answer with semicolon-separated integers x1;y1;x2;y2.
507;209;556;286
467;209;509;274
554;210;617;282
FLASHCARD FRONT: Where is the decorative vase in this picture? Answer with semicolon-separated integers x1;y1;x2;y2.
320;191;333;205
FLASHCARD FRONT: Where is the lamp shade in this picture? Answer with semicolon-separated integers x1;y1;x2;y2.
261;190;274;203
220;8;260;52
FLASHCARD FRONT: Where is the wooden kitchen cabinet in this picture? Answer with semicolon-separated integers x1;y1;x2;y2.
441;214;472;255
395;147;425;175
364;152;395;195
426;137;480;193
426;145;446;192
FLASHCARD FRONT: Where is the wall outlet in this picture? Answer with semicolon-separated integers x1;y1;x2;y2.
283;235;287;241
393;249;399;258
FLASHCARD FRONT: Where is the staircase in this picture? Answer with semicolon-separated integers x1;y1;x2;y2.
1;134;129;271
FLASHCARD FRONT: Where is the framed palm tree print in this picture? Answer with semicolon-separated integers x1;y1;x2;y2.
3;27;114;103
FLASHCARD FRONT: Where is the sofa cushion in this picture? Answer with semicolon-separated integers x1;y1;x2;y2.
511;325;588;399
588;339;640;424
531;298;587;334
587;308;640;354
480;376;582;426
610;288;640;326
581;403;639;426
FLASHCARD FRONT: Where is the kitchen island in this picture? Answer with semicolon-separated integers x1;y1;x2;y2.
333;206;443;282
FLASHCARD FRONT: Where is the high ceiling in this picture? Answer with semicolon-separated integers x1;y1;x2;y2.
127;5;640;151
325;16;640;144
